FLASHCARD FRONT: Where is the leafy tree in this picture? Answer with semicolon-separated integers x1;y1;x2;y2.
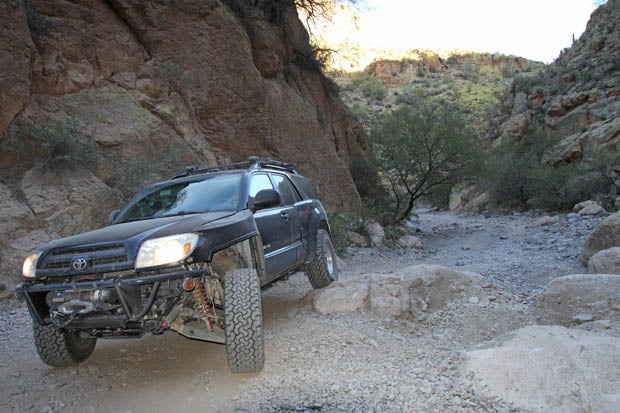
372;102;482;221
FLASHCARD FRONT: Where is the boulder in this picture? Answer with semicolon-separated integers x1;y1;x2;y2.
494;113;529;145
531;274;620;325
307;265;495;317
541;132;584;166
394;264;489;312
311;281;369;314
463;325;620;413
582;211;620;264
573;199;605;216
588;247;620;274
347;231;369;248
368;278;410;317
525;215;559;228
395;235;423;250
448;183;490;214
365;221;385;247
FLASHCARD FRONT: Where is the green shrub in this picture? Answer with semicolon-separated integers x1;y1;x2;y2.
105;143;185;202
326;212;353;255
163;64;194;96
359;77;387;101
528;165;611;210
4;118;97;170
350;103;368;122
348;71;369;88
483;129;615;210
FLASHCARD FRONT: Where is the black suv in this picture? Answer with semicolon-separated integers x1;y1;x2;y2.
15;157;338;373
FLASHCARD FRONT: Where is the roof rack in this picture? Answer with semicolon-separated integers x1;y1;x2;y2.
249;156;297;173
170;156;297;179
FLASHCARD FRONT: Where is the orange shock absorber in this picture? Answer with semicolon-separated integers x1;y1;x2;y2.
192;277;214;331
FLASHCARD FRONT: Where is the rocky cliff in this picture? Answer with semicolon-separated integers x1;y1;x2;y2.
492;0;620;167
0;0;368;289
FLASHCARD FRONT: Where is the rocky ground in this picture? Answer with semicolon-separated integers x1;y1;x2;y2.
0;209;616;412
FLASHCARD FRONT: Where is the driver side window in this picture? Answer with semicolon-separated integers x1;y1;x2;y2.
249;174;275;198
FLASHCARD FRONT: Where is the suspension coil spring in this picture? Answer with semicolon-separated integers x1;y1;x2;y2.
192;278;209;314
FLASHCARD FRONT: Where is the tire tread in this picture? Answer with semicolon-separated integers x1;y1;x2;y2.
224;268;265;373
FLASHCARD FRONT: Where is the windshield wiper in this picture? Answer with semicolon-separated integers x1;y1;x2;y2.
159;211;206;218
120;216;154;223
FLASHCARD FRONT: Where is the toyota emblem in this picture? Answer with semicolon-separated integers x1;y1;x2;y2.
71;257;89;271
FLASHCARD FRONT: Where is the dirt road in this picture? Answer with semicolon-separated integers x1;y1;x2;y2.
0;209;607;412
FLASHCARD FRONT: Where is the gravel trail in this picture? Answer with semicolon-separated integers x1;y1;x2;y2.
0;209;607;412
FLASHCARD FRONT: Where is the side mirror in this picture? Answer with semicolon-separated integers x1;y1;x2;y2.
109;209;121;223
251;189;280;211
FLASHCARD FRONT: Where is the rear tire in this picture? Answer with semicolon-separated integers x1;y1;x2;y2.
305;229;338;289
33;323;96;367
224;268;264;373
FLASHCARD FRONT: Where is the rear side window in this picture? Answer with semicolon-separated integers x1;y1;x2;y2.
289;175;317;200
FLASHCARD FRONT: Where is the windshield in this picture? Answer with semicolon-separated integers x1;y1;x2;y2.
117;173;241;223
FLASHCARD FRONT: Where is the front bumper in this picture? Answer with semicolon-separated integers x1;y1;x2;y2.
15;268;208;326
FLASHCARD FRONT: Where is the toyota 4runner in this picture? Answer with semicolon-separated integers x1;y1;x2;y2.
14;157;338;373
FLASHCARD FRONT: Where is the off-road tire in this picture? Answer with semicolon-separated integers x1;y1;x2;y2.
224;268;264;373
305;229;338;289
33;323;96;367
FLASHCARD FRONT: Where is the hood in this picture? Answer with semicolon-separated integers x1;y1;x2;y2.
37;211;236;252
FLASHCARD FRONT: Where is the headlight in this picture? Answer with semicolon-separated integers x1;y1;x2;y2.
135;233;199;269
23;252;42;278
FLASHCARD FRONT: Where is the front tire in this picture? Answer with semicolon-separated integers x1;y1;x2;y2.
305;229;338;289
33;323;96;367
224;268;264;373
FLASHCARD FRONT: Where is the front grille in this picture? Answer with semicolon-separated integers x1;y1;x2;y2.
49;243;125;256
37;243;134;278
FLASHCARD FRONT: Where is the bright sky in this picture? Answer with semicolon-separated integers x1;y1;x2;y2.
358;0;600;63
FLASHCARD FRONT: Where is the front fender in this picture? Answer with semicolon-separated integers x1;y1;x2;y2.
192;209;260;262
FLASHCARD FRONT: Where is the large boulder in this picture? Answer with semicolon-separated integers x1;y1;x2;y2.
307;265;496;317
448;183;490;214
573;200;605;216
588;247;620;274
312;281;369;314
463;325;620;413
365;221;385;247
582;211;620;264
531;274;620;325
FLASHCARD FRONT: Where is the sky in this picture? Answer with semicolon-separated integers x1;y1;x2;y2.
350;0;601;63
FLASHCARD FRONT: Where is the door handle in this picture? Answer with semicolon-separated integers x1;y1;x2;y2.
280;212;289;221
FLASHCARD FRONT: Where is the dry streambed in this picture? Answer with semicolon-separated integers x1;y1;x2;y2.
1;210;619;412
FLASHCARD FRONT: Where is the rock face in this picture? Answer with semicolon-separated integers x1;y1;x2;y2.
582;211;620;264
0;0;369;288
463;325;620;413
491;1;620;173
531;274;620;325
